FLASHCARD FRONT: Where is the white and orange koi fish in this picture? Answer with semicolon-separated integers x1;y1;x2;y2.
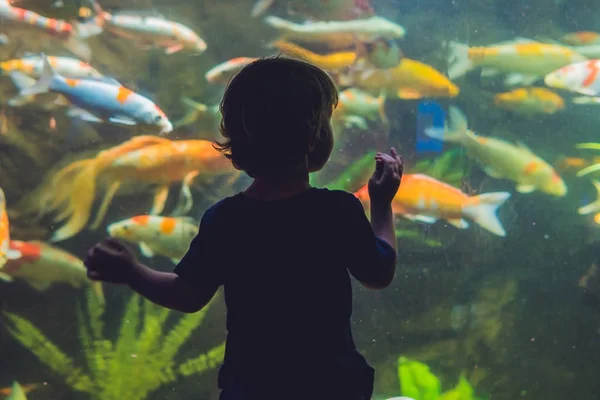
545;59;600;97
264;15;405;50
494;87;565;115
0;54;103;79
0;188;21;268
205;57;258;84
448;38;587;86
37;136;236;242
355;174;511;236
107;215;198;263
424;107;567;197
91;3;207;54
21;54;172;134
0;240;104;303
0;2;98;60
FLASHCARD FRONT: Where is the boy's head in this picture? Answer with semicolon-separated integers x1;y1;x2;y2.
216;56;338;178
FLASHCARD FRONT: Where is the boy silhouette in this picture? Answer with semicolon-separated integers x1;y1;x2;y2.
85;57;403;400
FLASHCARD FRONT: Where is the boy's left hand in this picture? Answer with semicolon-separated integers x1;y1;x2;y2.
84;238;138;284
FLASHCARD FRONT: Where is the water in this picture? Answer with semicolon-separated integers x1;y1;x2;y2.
1;0;600;399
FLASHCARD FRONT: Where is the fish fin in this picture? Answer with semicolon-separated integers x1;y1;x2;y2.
447;41;473;80
397;88;423;99
504;73;539;86
108;115;137;126
252;0;275;17
264;15;294;31
170;257;180;264
164;44;184;55
403;214;437;224
7;95;33;107
447;218;470;229
515;141;532;152
139;242;155;258
516;184;536;193
483;166;504;179
27;280;52;291
578;180;600;215
480;68;500;78
573;95;600;104
7;249;21;260
75;19;103;39
0;272;13;282
19;54;56;97
63;35;92;61
8;71;35;90
424;105;469;144
150;185;169;215
463;192;511;236
377;90;389;126
67;107;103;123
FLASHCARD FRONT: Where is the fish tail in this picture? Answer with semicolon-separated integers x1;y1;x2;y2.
50;160;100;242
251;0;275;17
377;89;389;126
19;54;56;97
264;16;294;32
463;192;511;236
424;106;469;144
578;180;600;215
447;41;473;80
174;97;208;128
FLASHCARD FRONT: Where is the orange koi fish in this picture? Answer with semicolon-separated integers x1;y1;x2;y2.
38;136;235;242
353;58;459;99
107;215;197;263
424;107;567;197
271;40;357;71
562;32;600;46
355;174;511;236
494;87;565;115
448;39;587;86
554;156;600;174
0;188;21;269
1;240;104;302
205;57;258;84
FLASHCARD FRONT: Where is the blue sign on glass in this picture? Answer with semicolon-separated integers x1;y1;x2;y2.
416;101;445;154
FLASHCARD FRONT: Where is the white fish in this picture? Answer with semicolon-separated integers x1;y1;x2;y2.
20;54;173;134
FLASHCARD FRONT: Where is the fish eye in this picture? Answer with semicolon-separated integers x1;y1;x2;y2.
155;115;163;121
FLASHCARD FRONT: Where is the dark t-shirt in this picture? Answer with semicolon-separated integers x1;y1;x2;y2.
174;188;395;392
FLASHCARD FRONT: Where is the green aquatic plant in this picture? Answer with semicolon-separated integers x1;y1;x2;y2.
409;149;470;188
3;290;224;400
395;356;482;400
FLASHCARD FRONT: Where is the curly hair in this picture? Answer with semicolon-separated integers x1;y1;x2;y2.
214;56;338;178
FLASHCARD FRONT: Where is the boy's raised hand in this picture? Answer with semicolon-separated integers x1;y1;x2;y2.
368;147;403;205
84;238;138;284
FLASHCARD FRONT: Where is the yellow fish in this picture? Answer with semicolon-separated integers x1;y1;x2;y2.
494;87;565;115
424;107;567;197
354;58;459;99
272;40;357;70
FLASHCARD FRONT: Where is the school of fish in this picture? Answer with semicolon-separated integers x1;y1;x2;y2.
2;0;600;354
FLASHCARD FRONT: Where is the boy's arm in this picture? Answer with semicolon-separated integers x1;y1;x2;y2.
345;195;397;290
127;263;217;313
365;200;397;289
